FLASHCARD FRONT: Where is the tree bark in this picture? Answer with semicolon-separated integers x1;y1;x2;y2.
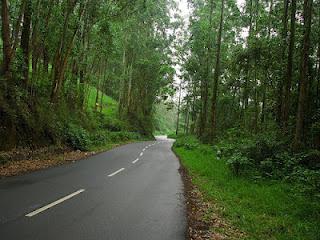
276;0;290;124
293;0;313;150
281;0;296;131
21;0;32;85
209;0;225;141
1;0;12;75
176;81;182;136
50;1;85;102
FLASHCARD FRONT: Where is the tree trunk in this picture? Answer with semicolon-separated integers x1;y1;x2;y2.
209;0;225;141
1;0;12;76
95;79;100;111
50;2;85;102
316;12;320;108
21;0;32;85
293;0;313;150
261;0;273;125
185;101;190;134
281;0;296;131
276;0;290;124
176;81;182;135
198;0;214;139
119;45;127;115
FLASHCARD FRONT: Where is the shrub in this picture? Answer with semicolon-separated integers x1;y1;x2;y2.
90;130;111;146
174;135;200;150
290;168;320;198
109;131;141;142
64;124;91;151
226;151;252;175
0;153;10;165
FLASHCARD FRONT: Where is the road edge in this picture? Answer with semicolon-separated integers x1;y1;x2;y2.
0;140;144;178
172;146;245;240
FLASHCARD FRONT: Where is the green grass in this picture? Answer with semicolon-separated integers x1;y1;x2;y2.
66;85;147;151
86;85;118;117
173;136;320;240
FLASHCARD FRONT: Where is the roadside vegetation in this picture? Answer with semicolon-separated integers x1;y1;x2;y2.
0;1;178;168
173;135;320;239
170;0;320;238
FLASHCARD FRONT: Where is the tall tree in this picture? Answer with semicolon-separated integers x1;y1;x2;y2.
1;0;12;76
21;0;32;85
293;0;314;150
281;0;297;131
209;0;225;141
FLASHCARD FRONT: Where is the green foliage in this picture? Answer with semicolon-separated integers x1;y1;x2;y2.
226;152;252;176
173;136;320;239
216;129;320;197
174;135;200;149
1;0;175;150
153;103;177;135
64;124;91;151
0;153;10;165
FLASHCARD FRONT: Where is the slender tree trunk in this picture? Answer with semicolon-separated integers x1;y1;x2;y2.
261;0;273;125
282;0;296;131
50;2;85;102
316;11;320;108
276;0;290;124
21;0;32;85
95;79;100;111
199;65;208;138
293;0;313;150
119;45;127;115
209;0;225;141
185;101;190;135
176;81;182;135
1;0;12;76
190;83;196;134
127;63;133;114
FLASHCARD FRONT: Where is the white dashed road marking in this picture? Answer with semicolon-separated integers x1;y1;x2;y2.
108;168;125;177
132;158;139;164
25;189;85;217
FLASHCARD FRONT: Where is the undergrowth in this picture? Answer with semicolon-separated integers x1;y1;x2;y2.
173;135;320;240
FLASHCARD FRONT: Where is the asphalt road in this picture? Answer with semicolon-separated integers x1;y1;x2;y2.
0;136;186;240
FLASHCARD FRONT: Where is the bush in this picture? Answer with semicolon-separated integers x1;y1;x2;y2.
102;117;128;132
290;168;320;198
0;153;10;165
226;151;252;175
109;131;141;142
90;130;111;146
174;135;200;150
64;124;91;151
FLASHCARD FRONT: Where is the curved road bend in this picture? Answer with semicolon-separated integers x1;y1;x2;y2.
0;136;186;240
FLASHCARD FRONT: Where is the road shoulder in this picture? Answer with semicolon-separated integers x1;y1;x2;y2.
174;148;244;240
0;141;137;177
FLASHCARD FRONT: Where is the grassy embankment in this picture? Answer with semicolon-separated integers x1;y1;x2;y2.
0;86;147;174
77;85;148;152
173;135;320;240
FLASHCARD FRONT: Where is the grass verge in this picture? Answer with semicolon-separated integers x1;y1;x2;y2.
173;136;320;240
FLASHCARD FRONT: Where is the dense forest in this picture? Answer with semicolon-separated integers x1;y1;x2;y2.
0;0;178;151
172;0;320;238
179;0;319;150
175;0;320;179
